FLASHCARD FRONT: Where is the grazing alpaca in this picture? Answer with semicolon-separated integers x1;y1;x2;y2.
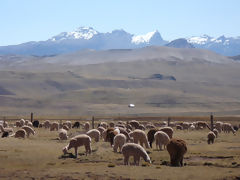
0;124;13;134
10;129;27;139
129;129;150;148
222;123;236;135
84;122;90;132
207;131;216;144
86;129;100;142
50;122;59;131
21;126;35;137
32;120;40;128
213;129;219;138
63;134;91;158
147;128;159;148
113;133;126;153
159;127;173;139
105;128;120;146
58;129;68;140
154;131;170;150
167;138;187;167
121;143;151;166
129;120;140;129
72;122;80;129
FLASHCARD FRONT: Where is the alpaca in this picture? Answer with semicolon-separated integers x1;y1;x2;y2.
167;138;187;167
129;129;150;148
50;122;59;131
113;133;126;153
72;122;80;129
59;129;68;140
213;129;219;138
86;129;100;142
207;131;216;144
154;131;170;150
63;134;91;158
121;143;151;165
129;120;140;129
147;128;159;148
159;127;173;139
21;126;35;137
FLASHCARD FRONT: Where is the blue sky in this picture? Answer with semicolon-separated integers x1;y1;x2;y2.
0;0;239;46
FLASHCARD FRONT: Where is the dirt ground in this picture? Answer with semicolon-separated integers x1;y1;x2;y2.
0;118;240;180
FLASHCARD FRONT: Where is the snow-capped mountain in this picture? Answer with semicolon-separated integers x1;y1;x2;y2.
187;35;240;56
50;27;99;41
0;27;239;56
132;30;167;46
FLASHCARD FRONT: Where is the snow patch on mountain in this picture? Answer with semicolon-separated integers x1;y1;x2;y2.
131;30;159;44
50;27;98;41
187;35;212;45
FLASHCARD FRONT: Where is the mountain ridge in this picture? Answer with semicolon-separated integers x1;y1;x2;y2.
0;26;239;56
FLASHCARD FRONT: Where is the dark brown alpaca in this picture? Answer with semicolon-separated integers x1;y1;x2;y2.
147;128;159;148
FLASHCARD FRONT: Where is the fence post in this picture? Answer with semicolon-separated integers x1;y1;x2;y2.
210;113;214;131
92;116;95;129
31;112;33;122
168;117;171;126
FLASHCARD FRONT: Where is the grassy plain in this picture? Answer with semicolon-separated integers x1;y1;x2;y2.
0;118;240;180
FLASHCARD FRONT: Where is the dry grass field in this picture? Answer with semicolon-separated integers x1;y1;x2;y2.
0;117;240;180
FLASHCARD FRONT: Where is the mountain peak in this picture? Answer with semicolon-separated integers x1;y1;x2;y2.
187;35;212;45
131;30;163;45
166;38;195;48
50;26;98;41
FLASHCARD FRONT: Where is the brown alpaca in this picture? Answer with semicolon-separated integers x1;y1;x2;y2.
105;128;120;145
167;138;187;167
159;127;174;139
147;128;159;148
129;120;140;129
207;132;216;144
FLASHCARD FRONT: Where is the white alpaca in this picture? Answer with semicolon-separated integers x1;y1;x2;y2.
121;143;151;165
129;129;150;148
154;131;170;150
86;129;100;142
59;129;68;140
21;125;35;137
0;124;13;134
113;133;126;153
63;134;91;158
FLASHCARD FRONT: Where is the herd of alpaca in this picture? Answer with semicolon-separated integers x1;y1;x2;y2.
0;118;238;167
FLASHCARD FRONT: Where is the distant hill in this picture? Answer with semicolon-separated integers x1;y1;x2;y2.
0;46;239;116
166;38;194;48
229;55;240;61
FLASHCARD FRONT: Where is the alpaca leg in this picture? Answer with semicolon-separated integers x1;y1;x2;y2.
124;155;129;165
88;144;91;154
85;145;88;155
150;141;152;148
119;144;123;153
134;155;138;165
113;144;117;152
136;156;140;166
180;156;184;166
74;147;78;158
156;140;159;149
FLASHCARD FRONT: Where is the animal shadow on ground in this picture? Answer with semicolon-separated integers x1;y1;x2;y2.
59;153;76;159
